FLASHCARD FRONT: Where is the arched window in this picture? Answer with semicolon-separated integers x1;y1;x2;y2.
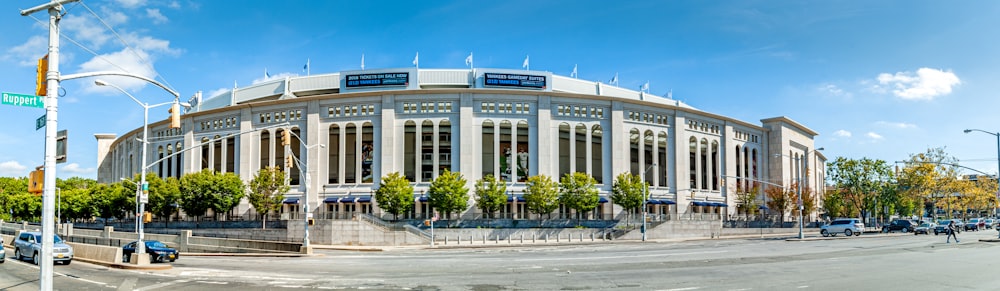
403;121;415;181
174;142;182;177
559;123;571;178
439;120;453;175
644;130;654;185
421;120;434;182
329;124;341;184
700;138;708;190
345;124;357;184
213;135;223;172
516;120;529;182
575;124;587;174
689;136;697;189
735;145;742;192
657;132;667;187
630;129;641;176
166;144;173;178
157;146;165;177
226;136;236;174
482;120;495;178
260;131;271;170
744;146;751;191
752;148;759;189
289;128;301;185
711;140;719;191
499;120;513;182
200;137;211;170
361;122;374;183
592;125;604;184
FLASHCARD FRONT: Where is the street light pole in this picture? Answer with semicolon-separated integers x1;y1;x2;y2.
96;79;188;257
642;163;656;241
963;129;1000;217
774;147;823;240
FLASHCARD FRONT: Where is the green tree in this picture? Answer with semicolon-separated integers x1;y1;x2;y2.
822;189;847;219
827;157;894;222
559;172;599;222
374;172;414;221
91;182;132;223
611;173;646;225
60;187;95;222
474;175;507;219
180;170;246;220
524;175;559;220
150;176;182;223
248;167;291;227
427;170;469;220
765;184;793;223
735;185;760;216
0;177;30;221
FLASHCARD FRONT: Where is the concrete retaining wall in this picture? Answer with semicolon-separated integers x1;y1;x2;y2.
67;242;123;264
288;220;426;246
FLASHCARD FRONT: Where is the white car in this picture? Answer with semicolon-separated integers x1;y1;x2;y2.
821;219;865;237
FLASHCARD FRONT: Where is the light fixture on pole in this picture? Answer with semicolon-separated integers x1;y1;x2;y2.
642;163;657;241
963;129;1000;217
97;79;189;257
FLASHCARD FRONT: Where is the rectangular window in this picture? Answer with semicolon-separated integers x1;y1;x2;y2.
597;108;604;118
352;105;359;116
516;103;523;114
523;103;530;114
445;102;452;112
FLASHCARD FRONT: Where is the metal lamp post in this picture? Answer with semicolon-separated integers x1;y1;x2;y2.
96;79;189;256
964;129;1000;217
642;163;657;241
774;147;823;240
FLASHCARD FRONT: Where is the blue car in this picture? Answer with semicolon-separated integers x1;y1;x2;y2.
122;240;178;263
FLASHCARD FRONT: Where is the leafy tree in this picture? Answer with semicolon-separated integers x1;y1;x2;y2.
248;167;291;227
827;157;894;222
735;185;760;216
524;175;559;220
149;177;181;223
180;170;246;220
611;173;645;225
0;177;30;221
765;184;793;223
56;177;97;191
474;175;507;219
60;187;95;222
7;192;41;221
374;172;413;221
91;182;132;223
896;148;963;219
800;186;818;220
559;172;599;221
822;189;847;219
427;170;469;220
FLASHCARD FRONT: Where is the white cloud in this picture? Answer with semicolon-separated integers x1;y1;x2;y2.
168;1;181;9
78;49;158;93
252;72;298;85
833;130;852;138
60;163;96;175
876;68;961;100
866;132;884;140
3;35;48;66
206;87;231;99
0;161;28;176
146;8;168;24
60;14;115;50
115;0;147;8
875;121;917;129
818;84;852;99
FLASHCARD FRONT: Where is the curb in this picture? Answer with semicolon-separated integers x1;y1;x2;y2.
72;257;173;270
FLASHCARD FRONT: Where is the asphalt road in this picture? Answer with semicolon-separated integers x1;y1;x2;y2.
3;229;1000;290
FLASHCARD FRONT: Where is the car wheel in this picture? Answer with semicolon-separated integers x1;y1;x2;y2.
32;253;39;265
845;229;854;236
63;260;71;266
123;254;129;263
169;258;176;263
821;230;830;237
151;254;159;263
903;227;909;233
14;248;21;260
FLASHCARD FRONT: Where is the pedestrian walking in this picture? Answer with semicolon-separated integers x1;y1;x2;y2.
947;220;960;243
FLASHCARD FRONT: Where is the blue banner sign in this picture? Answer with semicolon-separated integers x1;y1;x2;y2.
484;73;546;89
345;73;409;88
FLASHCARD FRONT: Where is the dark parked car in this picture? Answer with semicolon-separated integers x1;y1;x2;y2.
965;218;985;231
883;219;918;233
122;240;178;263
934;220;963;235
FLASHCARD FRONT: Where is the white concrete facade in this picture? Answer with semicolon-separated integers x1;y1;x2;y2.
97;68;826;221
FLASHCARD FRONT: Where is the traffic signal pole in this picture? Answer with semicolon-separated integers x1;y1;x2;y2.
20;1;79;289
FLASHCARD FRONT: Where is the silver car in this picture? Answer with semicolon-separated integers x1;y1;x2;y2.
821;219;865;237
13;231;73;265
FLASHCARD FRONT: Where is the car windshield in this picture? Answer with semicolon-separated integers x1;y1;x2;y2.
919;223;931;227
33;234;64;243
147;241;168;248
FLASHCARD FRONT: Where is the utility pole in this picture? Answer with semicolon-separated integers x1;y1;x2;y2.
20;1;79;289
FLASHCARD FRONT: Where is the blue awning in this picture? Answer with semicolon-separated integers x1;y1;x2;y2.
598;197;609;203
322;197;339;203
758;205;769;210
713;202;728;207
692;201;708;206
357;197;372;203
646;200;661;205
507;196;526;202
418;196;429;202
660;199;676;205
282;198;299;204
338;196;357;203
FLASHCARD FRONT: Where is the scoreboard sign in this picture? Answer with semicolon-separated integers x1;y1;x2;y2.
484;73;546;89
345;72;409;88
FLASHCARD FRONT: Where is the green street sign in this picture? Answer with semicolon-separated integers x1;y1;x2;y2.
36;114;46;130
2;92;44;108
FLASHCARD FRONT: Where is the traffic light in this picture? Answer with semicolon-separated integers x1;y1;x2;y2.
143;212;152;223
281;130;291;146
308;218;315;226
285;155;293;169
36;54;48;96
169;102;180;129
28;168;44;194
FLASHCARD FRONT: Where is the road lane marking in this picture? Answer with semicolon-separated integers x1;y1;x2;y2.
657;287;700;291
134;279;190;291
518;250;728;262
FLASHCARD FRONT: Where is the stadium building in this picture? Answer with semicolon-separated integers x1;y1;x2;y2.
95;67;826;222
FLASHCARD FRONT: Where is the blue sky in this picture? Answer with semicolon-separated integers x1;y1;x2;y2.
0;0;997;179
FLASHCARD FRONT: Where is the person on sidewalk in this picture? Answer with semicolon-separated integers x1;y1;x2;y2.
946;220;960;243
